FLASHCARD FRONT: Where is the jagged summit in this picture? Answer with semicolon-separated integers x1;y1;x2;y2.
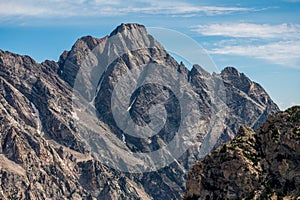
76;35;106;50
190;64;211;77
109;23;146;36
58;22;166;88
221;66;251;86
221;66;240;76
221;66;258;95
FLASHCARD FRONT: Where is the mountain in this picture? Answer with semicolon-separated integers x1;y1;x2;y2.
0;23;279;199
185;106;300;199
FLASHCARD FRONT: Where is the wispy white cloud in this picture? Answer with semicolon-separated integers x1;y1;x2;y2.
211;40;300;68
0;0;253;18
192;23;300;68
192;23;300;39
114;5;251;16
282;0;300;2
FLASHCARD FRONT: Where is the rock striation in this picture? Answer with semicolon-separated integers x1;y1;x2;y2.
0;23;279;199
185;106;300;199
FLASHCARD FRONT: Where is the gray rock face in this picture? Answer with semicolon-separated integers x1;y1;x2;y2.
0;49;151;200
185;106;300;199
0;23;279;199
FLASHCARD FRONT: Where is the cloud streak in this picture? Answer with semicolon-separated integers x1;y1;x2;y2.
0;0;252;18
192;23;300;68
282;0;300;2
192;23;300;39
211;40;300;68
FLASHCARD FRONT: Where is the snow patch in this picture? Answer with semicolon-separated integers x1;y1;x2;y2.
30;102;42;135
122;134;126;144
72;111;79;121
127;97;137;111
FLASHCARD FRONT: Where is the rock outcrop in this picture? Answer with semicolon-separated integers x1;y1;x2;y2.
0;23;279;199
185;106;300;199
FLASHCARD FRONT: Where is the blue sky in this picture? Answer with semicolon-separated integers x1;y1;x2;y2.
0;0;299;109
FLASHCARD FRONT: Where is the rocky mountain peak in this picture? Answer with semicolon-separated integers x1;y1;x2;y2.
221;66;240;76
58;22;165;88
221;66;250;83
0;23;280;199
109;23;147;37
190;64;211;77
221;66;267;100
76;35;105;50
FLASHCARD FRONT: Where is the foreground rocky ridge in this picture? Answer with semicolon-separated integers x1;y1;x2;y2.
185;106;300;199
0;23;279;199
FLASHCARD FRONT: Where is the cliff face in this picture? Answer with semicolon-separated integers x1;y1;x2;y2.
0;23;279;199
0;49;150;200
185;106;300;200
